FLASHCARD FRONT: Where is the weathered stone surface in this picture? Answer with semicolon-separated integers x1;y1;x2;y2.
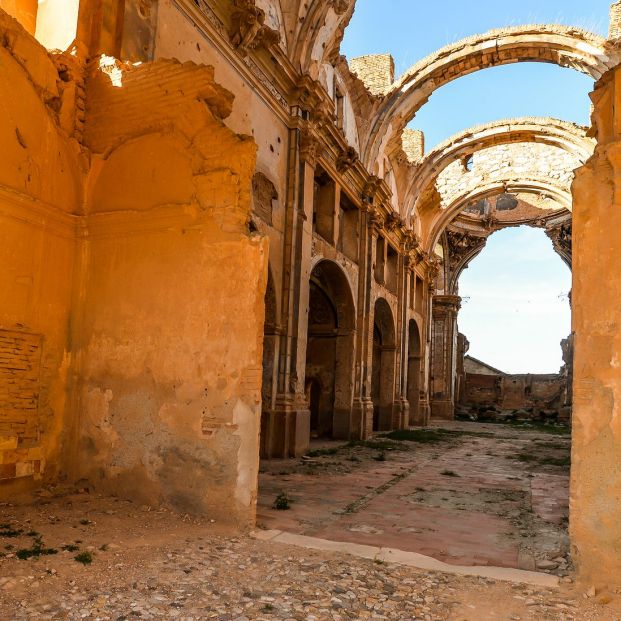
1;0;621;593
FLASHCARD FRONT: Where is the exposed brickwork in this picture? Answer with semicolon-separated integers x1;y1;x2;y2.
436;142;580;211
0;329;42;446
402;128;424;163
84;57;234;155
462;372;565;419
0;329;43;482
611;2;621;39
349;53;394;96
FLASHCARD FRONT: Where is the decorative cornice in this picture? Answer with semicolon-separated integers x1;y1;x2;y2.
299;127;323;166
432;294;462;314
547;221;572;264
385;212;402;232
362;175;382;204
368;207;385;234
336;146;358;173
446;230;487;271
229;0;280;56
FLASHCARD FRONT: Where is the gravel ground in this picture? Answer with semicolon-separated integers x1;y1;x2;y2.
0;492;619;621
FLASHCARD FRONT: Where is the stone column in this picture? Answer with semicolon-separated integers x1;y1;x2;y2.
268;124;318;458
394;247;410;429
570;63;621;587
352;190;383;438
350;199;374;439
430;294;461;420
417;280;434;425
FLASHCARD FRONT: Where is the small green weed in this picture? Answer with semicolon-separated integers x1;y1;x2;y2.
16;537;58;560
515;453;539;463
0;528;23;538
306;447;339;457
384;429;445;443
508;421;570;435
74;552;93;565
273;492;292;511
440;470;460;477
347;439;404;451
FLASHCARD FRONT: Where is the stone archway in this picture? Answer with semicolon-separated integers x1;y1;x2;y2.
362;25;615;167
372;298;397;431
405;118;594;224
305;260;356;440
407;319;424;426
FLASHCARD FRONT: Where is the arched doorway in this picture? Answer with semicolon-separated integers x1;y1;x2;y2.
407;319;424;426
371;298;396;431
305;261;356;439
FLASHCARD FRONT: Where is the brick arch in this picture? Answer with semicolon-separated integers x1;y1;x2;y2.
363;25;615;167
426;178;572;253
406;118;594;222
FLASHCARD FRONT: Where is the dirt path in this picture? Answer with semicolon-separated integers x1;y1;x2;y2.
0;491;618;620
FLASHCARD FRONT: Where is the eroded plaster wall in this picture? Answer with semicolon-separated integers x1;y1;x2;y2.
72;58;268;525
571;64;621;585
0;14;82;496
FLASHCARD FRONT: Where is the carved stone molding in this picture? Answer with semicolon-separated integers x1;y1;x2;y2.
295;75;334;127
230;0;280;56
368;207;385;234
336;146;358;173
404;230;421;252
295;75;322;109
446;230;487;272
547;222;572;261
385;212;402;232
299;128;322;166
432;294;462;315
424;253;442;282
362;175;381;204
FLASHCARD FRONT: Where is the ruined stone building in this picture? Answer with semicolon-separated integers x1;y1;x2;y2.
0;0;620;588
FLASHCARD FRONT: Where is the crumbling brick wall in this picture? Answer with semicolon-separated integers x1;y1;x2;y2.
349;53;394;95
462;372;566;419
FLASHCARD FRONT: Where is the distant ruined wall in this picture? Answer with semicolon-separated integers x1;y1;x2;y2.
462;373;565;417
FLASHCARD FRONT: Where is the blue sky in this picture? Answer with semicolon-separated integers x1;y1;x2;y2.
458;228;571;374
341;1;594;372
342;0;609;149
